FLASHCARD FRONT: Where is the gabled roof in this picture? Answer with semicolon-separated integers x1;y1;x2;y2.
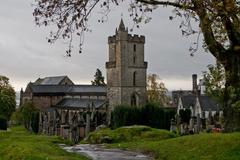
181;95;196;109
34;76;73;85
180;95;221;111
199;96;220;111
55;98;106;109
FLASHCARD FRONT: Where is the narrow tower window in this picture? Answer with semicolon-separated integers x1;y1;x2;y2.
133;71;136;86
133;55;136;64
133;44;136;52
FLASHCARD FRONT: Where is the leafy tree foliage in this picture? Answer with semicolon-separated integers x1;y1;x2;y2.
0;75;16;120
147;73;170;106
33;0;240;131
91;68;106;86
203;63;225;105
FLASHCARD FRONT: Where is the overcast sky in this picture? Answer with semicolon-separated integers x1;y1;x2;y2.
0;0;215;92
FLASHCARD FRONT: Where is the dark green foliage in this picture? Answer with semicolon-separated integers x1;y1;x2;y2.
111;103;176;130
179;109;191;124
19;102;39;133
91;68;106;86
0;115;7;130
0;75;16;120
31;112;39;133
112;105;141;128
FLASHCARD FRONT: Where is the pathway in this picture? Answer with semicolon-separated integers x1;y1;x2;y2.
60;144;153;160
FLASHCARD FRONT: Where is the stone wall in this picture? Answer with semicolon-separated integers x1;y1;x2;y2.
32;96;63;110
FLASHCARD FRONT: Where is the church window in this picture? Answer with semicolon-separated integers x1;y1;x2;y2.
133;55;136;64
133;44;136;52
133;71;136;86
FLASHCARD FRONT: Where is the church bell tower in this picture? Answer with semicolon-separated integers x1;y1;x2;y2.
106;19;148;109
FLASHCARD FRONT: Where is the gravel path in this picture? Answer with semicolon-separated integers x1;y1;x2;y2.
60;144;153;160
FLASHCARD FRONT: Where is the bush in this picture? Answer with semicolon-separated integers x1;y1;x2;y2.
0;115;7;130
111;103;176;129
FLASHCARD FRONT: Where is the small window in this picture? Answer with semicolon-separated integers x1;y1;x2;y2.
133;71;136;86
133;44;136;52
133;55;136;64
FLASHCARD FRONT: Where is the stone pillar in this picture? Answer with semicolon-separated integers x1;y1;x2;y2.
196;114;201;133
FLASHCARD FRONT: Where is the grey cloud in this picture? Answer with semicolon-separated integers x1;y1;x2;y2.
0;0;215;91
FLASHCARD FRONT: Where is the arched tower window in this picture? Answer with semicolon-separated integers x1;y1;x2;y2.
133;44;136;52
133;71;136;86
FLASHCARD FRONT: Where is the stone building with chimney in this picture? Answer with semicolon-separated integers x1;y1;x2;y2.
173;74;223;133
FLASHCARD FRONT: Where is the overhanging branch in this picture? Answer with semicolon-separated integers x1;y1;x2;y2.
136;0;194;10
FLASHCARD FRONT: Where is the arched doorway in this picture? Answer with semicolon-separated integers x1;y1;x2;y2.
131;93;139;106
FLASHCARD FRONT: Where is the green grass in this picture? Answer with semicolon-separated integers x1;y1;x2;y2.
85;125;240;160
0;126;89;160
84;125;177;144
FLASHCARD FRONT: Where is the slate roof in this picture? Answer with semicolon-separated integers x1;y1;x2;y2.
34;76;70;85
181;95;196;108
29;84;107;96
181;95;221;111
55;98;106;109
199;96;220;111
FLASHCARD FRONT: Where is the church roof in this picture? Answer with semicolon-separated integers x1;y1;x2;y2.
34;76;71;85
55;98;106;109
29;84;107;96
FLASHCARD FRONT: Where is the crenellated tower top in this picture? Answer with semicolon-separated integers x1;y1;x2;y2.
108;19;145;44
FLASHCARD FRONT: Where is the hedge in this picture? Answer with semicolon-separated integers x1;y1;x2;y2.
111;103;176;129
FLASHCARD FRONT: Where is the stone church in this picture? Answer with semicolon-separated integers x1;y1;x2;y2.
20;19;148;142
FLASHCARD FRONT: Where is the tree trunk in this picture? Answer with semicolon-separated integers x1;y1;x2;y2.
223;54;240;132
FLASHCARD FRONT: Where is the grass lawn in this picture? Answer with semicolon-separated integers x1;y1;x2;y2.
0;126;89;160
84;125;240;160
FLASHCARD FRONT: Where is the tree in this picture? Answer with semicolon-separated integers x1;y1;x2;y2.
203;63;225;106
91;68;106;86
33;0;240;131
19;102;39;133
147;73;170;106
0;75;16;120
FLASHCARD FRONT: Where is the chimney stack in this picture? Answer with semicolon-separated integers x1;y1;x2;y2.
192;74;197;94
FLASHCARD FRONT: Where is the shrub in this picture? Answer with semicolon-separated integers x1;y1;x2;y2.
0;115;7;130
